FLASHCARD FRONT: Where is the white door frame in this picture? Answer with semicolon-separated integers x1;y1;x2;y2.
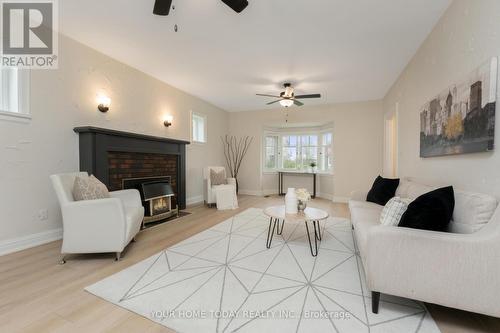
383;103;399;178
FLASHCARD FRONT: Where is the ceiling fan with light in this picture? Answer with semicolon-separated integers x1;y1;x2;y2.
256;83;322;108
153;0;248;16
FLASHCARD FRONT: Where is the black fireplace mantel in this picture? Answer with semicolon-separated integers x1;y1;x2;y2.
74;126;190;209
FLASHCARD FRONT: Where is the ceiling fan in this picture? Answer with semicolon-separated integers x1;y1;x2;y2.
153;0;248;16
256;83;321;107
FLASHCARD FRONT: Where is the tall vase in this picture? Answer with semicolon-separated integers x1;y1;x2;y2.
285;188;298;214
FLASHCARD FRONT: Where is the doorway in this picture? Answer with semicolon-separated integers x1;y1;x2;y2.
383;104;398;178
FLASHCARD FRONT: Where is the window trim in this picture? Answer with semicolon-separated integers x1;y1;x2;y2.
191;111;207;144
281;134;299;170
263;134;279;170
320;132;333;172
262;128;333;174
0;68;31;122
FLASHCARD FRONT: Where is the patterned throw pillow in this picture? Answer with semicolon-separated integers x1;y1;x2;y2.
210;169;227;186
380;197;411;226
73;175;110;201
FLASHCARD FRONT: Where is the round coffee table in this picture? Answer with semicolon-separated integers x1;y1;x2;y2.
263;205;329;256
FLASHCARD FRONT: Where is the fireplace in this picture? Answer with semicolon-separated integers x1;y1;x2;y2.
123;176;178;224
142;179;174;215
74;126;189;209
151;196;170;215
108;151;179;208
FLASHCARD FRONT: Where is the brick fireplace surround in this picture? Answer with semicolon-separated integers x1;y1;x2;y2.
108;152;178;191
74;127;189;209
108;152;178;207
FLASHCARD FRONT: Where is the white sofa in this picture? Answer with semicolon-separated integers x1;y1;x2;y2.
203;166;237;208
349;178;500;318
50;172;144;262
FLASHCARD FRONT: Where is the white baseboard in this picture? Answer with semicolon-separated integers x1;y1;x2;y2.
186;195;204;206
0;228;63;256
317;192;334;201
333;196;350;203
239;189;280;196
239;189;265;196
262;189;279;196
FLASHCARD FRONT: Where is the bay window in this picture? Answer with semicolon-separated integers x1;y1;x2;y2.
282;135;298;169
263;130;333;173
321;133;333;171
264;135;279;169
299;135;319;169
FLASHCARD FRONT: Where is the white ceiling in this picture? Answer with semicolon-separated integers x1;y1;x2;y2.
59;0;451;112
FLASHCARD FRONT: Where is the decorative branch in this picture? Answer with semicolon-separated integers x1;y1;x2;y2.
221;135;253;181
222;135;232;177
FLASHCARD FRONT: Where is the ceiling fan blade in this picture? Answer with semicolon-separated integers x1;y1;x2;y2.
256;94;281;98
294;94;321;99
267;99;282;105
293;99;304;106
153;0;172;15
221;0;249;13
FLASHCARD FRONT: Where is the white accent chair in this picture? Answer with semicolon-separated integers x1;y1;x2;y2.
203;166;237;209
50;172;144;262
349;178;500;318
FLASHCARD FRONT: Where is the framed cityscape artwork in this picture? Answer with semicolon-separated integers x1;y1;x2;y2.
420;57;497;157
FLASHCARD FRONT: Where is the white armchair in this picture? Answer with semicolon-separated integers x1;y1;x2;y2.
203;166;237;208
50;172;144;263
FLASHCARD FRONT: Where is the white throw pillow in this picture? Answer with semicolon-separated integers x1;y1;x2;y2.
210;169;227;186
73;175;110;201
380;197;411;226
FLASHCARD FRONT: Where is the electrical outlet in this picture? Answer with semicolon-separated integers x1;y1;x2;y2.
38;209;49;221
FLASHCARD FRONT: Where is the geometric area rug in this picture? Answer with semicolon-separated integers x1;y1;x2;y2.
85;208;441;333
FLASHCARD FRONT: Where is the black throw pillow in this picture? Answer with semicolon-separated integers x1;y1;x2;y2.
366;176;400;206
398;186;455;232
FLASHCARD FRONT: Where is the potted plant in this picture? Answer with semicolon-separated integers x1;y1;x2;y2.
309;162;317;173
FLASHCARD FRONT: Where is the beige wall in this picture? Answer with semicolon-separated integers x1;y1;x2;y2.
0;34;228;245
228;101;385;201
383;0;500;197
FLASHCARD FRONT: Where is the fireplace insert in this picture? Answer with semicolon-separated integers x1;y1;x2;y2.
123;176;179;225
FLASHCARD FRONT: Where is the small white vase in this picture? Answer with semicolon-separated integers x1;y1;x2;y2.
285;188;298;214
297;200;307;212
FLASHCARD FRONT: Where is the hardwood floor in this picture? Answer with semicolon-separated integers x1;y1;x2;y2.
1;195;498;333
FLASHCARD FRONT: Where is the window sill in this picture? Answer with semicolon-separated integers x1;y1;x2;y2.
0;110;31;122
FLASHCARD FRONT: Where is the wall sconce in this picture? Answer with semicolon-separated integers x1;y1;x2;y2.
163;115;173;127
97;94;111;113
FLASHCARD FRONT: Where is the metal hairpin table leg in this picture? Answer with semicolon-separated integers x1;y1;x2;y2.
276;218;284;235
305;221;319;257
314;220;322;241
266;217;277;248
313;221;321;249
